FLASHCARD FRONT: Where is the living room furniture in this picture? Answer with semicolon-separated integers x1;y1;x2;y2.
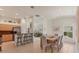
47;37;58;44
13;26;33;46
40;36;51;52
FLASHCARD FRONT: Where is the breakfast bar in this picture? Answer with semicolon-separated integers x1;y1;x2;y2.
0;30;16;51
0;23;19;51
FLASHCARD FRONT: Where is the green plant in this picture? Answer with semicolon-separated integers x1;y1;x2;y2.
64;32;72;38
34;32;42;37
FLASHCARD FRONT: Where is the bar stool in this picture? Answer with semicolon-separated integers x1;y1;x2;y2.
24;34;31;44
21;33;26;45
16;34;23;46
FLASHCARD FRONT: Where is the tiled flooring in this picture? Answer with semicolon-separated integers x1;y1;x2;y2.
0;38;78;53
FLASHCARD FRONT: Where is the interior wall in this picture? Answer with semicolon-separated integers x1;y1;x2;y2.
42;15;76;43
42;7;77;37
21;18;28;33
53;16;76;42
33;16;43;33
77;7;79;43
43;18;53;36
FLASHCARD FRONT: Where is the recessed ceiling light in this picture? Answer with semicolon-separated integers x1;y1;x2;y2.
0;8;4;11
16;13;19;15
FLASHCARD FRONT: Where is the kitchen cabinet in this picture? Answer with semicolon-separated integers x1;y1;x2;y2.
0;23;19;42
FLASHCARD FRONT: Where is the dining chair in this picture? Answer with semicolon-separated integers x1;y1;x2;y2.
50;35;63;52
59;35;63;50
40;35;51;52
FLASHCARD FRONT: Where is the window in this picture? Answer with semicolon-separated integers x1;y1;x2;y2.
64;26;73;38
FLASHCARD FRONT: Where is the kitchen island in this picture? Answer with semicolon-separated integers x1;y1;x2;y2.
0;23;20;42
0;23;20;51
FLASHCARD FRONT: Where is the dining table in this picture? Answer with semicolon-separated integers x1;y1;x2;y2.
46;36;58;44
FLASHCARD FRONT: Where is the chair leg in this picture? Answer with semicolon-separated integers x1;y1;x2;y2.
57;46;61;52
57;47;60;52
16;42;19;47
51;47;54;53
40;42;43;49
41;46;43;50
45;47;47;52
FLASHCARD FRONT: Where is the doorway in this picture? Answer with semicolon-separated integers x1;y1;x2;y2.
63;16;77;44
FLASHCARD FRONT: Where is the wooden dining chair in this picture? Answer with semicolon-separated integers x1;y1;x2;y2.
50;35;63;52
40;36;51;52
58;35;63;50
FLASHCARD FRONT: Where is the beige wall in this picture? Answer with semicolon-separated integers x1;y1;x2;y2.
42;7;77;36
77;7;79;43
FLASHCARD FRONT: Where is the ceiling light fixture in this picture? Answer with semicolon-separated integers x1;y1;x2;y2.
35;14;40;17
30;6;34;9
16;13;19;15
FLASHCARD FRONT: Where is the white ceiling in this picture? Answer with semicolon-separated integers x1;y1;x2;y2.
0;6;77;19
